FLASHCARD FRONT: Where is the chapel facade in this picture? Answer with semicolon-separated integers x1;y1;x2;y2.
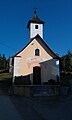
10;10;60;85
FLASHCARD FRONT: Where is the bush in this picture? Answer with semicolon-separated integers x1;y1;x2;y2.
48;79;56;85
60;73;72;86
14;75;31;85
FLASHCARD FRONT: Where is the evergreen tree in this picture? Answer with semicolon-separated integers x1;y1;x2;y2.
0;54;2;69
0;53;7;70
2;54;7;70
65;55;71;72
60;50;72;73
60;55;66;72
66;50;72;72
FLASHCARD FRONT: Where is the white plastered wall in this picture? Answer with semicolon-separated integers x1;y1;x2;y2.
30;23;43;38
13;57;21;83
41;59;60;83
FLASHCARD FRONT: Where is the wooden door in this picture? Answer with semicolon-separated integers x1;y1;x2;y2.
33;66;41;85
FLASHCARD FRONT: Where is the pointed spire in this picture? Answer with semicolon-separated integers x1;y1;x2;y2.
34;8;37;18
27;9;45;28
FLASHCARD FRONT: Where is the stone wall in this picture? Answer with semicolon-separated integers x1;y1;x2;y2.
11;85;61;97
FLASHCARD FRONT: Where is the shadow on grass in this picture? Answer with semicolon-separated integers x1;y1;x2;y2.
0;78;12;86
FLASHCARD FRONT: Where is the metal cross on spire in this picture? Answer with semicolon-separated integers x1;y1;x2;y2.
34;7;37;17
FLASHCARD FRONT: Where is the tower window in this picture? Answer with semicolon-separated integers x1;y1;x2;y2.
35;25;38;29
35;48;40;56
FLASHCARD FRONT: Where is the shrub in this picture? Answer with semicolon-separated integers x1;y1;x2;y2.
48;79;56;85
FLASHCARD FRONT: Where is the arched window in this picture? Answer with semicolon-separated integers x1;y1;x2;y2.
35;25;38;29
35;48;40;56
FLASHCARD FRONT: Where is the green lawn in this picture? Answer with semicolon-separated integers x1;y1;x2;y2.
0;73;12;81
0;72;12;86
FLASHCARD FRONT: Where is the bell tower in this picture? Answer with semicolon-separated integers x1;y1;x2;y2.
27;10;45;40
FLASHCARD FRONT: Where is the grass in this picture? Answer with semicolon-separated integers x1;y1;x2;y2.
0;73;12;81
0;71;72;86
0;72;12;86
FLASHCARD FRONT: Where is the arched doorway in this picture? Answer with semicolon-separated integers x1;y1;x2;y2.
33;66;41;85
